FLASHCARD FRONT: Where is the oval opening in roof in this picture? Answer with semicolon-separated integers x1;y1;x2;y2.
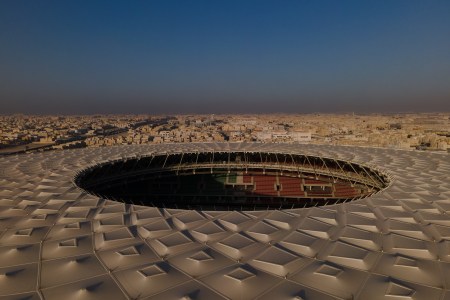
74;151;389;210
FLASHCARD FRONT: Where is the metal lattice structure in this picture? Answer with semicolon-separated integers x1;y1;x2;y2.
0;143;449;300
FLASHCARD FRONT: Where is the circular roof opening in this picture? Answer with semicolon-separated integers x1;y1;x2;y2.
74;151;389;210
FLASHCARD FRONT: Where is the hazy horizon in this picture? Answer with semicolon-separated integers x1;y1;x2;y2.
1;0;449;114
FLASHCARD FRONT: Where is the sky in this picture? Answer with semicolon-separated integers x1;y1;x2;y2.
0;0;449;114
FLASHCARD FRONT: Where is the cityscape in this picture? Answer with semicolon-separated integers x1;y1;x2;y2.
1;113;449;155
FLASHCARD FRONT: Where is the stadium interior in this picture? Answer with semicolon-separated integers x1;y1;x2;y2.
75;151;389;210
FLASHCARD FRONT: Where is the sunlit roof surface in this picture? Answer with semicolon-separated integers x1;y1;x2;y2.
0;143;449;299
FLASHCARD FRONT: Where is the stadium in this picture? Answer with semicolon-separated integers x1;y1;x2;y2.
0;143;449;299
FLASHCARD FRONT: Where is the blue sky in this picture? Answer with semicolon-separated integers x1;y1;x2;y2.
1;0;449;114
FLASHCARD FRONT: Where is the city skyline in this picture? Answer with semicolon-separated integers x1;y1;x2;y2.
1;113;449;155
1;0;449;114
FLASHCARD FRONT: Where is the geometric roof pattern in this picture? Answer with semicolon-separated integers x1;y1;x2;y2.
0;142;449;300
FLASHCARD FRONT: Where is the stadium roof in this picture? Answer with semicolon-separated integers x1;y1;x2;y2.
0;143;449;300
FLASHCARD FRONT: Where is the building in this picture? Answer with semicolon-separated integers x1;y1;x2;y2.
289;131;312;142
